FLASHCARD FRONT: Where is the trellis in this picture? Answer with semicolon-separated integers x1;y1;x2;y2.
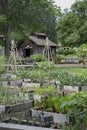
7;39;24;73
43;37;54;64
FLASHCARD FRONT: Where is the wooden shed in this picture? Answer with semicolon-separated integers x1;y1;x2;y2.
17;33;57;58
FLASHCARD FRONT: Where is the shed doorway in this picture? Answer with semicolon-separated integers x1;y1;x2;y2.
25;48;31;57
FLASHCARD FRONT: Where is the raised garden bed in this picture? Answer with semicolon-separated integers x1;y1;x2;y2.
0;108;65;129
31;109;67;124
0;123;58;130
0;101;33;114
0;65;87;130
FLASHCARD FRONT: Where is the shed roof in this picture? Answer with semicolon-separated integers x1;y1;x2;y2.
32;32;46;36
29;36;57;47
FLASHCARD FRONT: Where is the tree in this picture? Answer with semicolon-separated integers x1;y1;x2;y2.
71;0;87;19
9;0;60;42
57;11;80;47
57;0;87;47
0;0;60;57
0;0;10;58
71;0;87;45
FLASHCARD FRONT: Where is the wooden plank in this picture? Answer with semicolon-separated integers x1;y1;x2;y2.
3;64;33;67
0;123;57;130
3;64;34;67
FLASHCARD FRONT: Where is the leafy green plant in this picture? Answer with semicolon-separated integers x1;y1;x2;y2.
64;100;87;130
54;55;62;64
34;91;87;114
18;66;87;86
77;43;87;63
37;61;54;70
0;56;7;74
30;54;46;62
49;69;87;86
57;48;76;55
0;79;27;105
34;85;56;95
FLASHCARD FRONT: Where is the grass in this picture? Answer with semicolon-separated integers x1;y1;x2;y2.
58;67;87;76
0;54;87;78
37;61;87;76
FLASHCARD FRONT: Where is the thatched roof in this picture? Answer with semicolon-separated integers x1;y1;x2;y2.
29;35;57;47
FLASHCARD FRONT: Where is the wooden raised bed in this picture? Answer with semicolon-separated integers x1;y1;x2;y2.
0;101;33;114
0;123;57;130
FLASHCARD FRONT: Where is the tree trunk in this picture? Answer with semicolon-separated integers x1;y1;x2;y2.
2;0;10;58
4;0;10;58
4;24;9;58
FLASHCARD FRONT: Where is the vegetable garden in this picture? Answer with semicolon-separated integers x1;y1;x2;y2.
0;56;87;129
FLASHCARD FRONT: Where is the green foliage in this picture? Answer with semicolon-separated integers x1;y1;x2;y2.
34;89;87;117
18;69;46;82
49;69;87;86
57;48;76;55
54;55;62;64
5;0;60;42
80;43;87;50
57;11;80;47
61;91;87;130
37;61;54;70
0;56;6;74
18;66;87;86
0;0;61;56
30;54;46;62
0;80;26;105
57;0;87;47
77;43;87;60
8;31;23;41
0;15;6;23
58;91;87;113
34;85;56;95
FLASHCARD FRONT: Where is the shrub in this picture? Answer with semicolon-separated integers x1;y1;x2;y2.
34;85;56;95
77;43;87;60
57;48;76;55
57;49;63;54
18;69;46;82
37;61;54;70
78;57;84;64
30;54;46;62
0;56;6;74
54;55;62;64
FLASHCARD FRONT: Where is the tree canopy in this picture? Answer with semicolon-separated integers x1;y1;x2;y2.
1;0;87;56
0;0;61;57
57;0;87;47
